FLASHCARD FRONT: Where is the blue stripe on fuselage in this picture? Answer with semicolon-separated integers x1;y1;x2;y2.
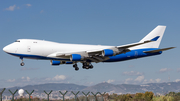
104;48;162;62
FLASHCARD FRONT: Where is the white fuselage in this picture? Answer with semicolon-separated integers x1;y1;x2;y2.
3;39;114;59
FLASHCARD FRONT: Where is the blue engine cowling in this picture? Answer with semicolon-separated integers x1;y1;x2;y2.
102;49;114;56
70;54;82;61
51;60;74;65
51;60;61;65
65;61;74;64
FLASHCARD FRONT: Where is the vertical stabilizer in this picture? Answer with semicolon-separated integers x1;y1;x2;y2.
135;25;166;49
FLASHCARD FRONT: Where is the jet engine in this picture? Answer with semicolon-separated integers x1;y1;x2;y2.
51;60;61;65
70;54;82;61
102;49;115;56
62;61;74;64
51;60;74;65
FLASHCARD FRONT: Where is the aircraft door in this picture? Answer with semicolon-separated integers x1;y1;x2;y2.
27;46;31;52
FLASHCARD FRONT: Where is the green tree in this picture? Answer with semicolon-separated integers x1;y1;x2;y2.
133;93;145;101
144;91;154;101
116;94;132;101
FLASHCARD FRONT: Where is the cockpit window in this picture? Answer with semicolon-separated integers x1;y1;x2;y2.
15;40;20;42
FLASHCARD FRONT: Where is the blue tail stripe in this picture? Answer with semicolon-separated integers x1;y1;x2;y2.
151;36;160;41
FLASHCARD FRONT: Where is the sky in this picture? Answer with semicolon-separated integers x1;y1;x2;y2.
0;0;180;88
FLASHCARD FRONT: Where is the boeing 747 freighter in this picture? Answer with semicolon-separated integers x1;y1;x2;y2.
3;25;175;71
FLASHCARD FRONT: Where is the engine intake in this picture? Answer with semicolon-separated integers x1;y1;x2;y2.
51;60;61;65
70;54;82;61
102;49;114;56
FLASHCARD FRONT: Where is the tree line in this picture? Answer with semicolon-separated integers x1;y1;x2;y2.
12;91;180;101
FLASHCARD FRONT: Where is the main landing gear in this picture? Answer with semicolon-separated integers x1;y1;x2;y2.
20;57;25;66
73;63;79;71
72;62;94;71
82;62;93;69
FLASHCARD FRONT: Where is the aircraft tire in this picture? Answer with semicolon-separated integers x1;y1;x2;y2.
89;65;93;69
86;66;89;69
20;62;25;66
73;64;77;68
75;67;79;71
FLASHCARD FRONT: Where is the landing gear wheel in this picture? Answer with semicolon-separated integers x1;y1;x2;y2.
75;67;79;71
86;66;89;69
73;63;79;71
89;65;93;69
20;62;25;66
82;62;93;69
73;64;77;68
82;66;86;69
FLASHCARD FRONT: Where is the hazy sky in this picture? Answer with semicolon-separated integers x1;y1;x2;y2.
0;0;180;88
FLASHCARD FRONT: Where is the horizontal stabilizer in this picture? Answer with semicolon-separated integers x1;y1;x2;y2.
143;47;175;53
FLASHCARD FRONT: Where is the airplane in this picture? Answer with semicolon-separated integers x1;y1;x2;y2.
3;25;175;71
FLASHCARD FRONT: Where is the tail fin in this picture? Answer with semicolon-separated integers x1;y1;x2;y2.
138;25;166;48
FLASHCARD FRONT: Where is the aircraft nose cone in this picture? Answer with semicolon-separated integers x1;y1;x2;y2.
3;43;18;53
3;46;7;52
3;45;10;53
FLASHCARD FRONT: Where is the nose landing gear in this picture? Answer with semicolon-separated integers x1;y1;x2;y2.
20;57;25;66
